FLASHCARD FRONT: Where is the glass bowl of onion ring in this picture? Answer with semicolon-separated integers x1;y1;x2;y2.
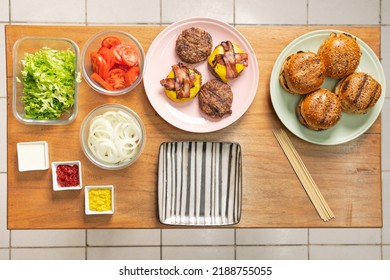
80;104;145;170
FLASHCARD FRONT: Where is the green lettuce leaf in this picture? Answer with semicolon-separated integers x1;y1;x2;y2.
20;47;78;120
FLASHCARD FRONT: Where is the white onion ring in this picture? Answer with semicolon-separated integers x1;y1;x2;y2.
87;111;142;164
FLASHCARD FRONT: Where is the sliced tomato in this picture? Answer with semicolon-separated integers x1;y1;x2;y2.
90;52;109;79
98;47;115;69
91;72;114;91
125;66;140;86
111;44;138;67
105;68;127;90
114;63;131;72
121;46;138;67
101;36;122;48
111;46;124;65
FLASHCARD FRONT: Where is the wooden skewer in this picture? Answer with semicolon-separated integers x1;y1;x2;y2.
273;128;335;221
279;129;334;219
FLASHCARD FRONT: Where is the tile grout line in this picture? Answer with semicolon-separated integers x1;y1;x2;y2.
306;0;309;25
233;0;236;26
85;0;88;26
85;229;88;260
160;0;162;26
381;229;383;260
8;0;11;23
8;229;11;260
234;228;237;260
307;228;311;260
10;245;89;249
160;229;162;260
8;244;384;249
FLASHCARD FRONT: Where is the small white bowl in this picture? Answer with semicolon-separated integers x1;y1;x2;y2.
52;161;82;191
85;185;114;215
17;141;49;172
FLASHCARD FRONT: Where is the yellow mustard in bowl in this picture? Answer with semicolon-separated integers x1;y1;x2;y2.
88;188;112;212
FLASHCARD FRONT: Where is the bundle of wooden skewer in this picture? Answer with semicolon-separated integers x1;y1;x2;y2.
273;128;335;222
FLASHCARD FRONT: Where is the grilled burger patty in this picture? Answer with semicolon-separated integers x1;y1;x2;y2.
198;79;233;119
175;27;213;64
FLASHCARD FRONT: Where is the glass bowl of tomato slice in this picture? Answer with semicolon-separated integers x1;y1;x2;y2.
81;30;145;96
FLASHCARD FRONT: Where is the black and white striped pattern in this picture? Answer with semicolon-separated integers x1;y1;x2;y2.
158;141;242;226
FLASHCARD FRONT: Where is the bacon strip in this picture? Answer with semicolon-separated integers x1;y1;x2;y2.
235;53;248;66
160;63;195;99
211;41;248;79
221;41;237;79
160;78;175;90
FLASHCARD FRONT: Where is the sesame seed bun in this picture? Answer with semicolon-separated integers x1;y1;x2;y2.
317;32;361;79
297;88;342;131
279;51;326;95
335;72;382;114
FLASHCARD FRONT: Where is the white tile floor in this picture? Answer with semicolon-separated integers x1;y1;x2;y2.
0;0;389;260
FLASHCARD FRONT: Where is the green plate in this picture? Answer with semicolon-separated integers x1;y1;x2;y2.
270;29;386;145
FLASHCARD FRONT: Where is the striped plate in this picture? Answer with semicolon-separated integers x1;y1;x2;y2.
158;141;242;226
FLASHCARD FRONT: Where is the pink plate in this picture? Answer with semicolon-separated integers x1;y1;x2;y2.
143;17;259;133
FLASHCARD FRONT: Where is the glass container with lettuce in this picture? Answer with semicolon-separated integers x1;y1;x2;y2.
13;37;80;125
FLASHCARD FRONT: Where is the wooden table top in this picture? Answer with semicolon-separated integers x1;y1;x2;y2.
6;25;382;229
